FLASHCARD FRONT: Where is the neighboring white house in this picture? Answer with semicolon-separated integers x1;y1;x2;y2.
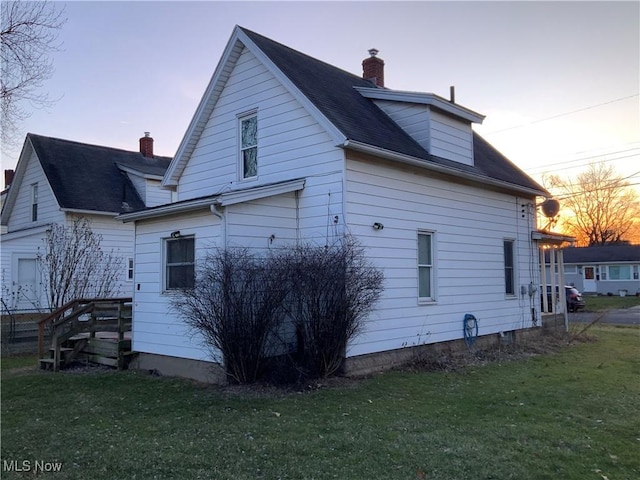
0;133;171;312
554;244;640;296
119;26;565;380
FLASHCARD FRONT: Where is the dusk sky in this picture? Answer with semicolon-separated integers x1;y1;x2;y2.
2;1;639;190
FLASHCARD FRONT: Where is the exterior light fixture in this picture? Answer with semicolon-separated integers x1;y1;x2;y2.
170;230;181;239
372;222;384;230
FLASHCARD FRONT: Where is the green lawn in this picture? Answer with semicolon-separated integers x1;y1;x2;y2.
2;326;639;480
583;294;640;312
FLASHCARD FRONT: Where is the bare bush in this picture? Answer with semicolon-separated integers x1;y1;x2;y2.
170;248;289;384
38;217;123;309
283;237;384;378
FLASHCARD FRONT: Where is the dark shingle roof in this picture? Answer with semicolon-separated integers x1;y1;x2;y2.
240;27;546;195
28;134;171;213
563;245;640;264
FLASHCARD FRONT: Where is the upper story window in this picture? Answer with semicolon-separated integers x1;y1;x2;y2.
418;231;434;302
239;111;258;179
31;183;38;222
165;236;195;290
504;239;515;296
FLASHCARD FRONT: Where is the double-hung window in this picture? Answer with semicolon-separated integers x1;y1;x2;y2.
127;258;134;281
239;112;258;179
31;183;38;222
165;236;195;290
504;239;516;296
418;232;434;301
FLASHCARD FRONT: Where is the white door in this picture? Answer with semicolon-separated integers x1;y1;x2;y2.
583;266;597;292
15;258;38;310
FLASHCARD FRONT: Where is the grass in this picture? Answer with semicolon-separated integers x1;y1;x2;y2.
2;325;639;480
583;294;640;312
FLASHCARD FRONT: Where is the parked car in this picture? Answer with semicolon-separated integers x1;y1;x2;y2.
541;285;586;313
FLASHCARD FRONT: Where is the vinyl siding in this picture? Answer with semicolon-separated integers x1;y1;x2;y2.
177;47;342;201
65;213;136;296
1;213;136;311
0;227;49;311
145;179;172;208
429;110;474;165
371;100;474;165
344;153;538;357
7;149;63;232
132;210;222;361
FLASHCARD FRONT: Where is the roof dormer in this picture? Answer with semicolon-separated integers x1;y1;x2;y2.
355;86;485;166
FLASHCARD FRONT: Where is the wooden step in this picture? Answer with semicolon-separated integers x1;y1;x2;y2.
38;358;54;370
50;347;74;353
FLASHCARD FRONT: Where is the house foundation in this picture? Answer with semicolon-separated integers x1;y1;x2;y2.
128;325;564;385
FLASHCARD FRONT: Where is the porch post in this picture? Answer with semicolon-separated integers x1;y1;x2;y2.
540;248;548;314
558;248;568;332
550;248;556;313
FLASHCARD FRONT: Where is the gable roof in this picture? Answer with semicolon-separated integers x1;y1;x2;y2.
1;134;171;222
563;244;640;264
165;26;547;197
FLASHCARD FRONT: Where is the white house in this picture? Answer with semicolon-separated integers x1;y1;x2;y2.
119;26;563;381
0;133;171;312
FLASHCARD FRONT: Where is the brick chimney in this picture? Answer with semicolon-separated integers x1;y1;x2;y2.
362;49;384;88
4;169;14;189
139;132;153;158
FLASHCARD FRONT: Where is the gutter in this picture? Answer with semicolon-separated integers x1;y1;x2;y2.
118;197;217;223
341;140;548;198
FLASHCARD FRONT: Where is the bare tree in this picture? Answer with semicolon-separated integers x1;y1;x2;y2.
38;218;123;309
1;1;66;149
547;163;640;246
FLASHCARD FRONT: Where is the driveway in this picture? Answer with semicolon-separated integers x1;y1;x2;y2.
570;305;640;326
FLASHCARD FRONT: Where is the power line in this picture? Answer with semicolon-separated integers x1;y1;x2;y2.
549;171;640;200
482;94;640;136
527;152;640;175
525;146;640;174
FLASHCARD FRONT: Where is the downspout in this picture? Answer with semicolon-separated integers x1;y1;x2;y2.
210;204;226;247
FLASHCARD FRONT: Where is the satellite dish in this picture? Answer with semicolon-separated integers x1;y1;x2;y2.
541;198;560;218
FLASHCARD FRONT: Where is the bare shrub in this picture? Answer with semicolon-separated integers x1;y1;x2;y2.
170;248;289;384
38;217;123;309
283;237;384;378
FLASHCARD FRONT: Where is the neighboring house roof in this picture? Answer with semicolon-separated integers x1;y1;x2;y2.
166;26;547;197
563;245;640;264
1;134;172;224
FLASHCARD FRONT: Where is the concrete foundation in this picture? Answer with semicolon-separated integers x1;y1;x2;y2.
344;328;543;377
129;352;226;384
129;326;553;384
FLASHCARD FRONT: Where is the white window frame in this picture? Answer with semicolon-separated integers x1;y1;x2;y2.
504;239;516;297
126;257;134;282
163;236;195;292
605;265;632;281
417;231;435;303
238;110;258;181
31;183;38;222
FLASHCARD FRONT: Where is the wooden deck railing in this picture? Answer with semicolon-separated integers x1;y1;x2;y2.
37;297;132;370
